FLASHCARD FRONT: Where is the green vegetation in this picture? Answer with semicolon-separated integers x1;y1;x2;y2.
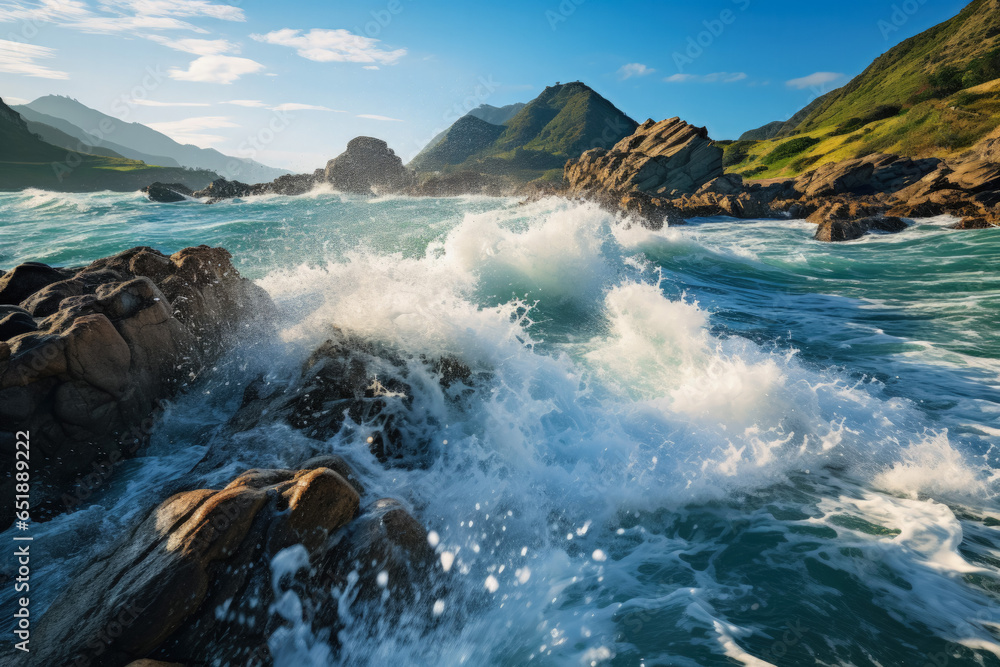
762;137;821;165
830;105;903;136
0;98;216;192
722;140;755;168
729;0;1000;180
409;81;638;184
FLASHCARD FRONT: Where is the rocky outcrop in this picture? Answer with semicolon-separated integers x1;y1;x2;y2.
571;123;1000;240
143;137;416;203
0;246;276;526
565;118;723;197
325;136;414;194
792;153;940;199
27;459;439;666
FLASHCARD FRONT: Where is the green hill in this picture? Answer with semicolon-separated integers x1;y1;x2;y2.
411;82;638;183
732;0;1000;179
409;115;506;172
0;96;218;193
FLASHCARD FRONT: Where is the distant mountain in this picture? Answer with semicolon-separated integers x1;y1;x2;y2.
22;118;128;160
409;102;525;170
15;105;180;166
411;82;638;181
0;96;218;192
732;0;1000;179
14;96;290;182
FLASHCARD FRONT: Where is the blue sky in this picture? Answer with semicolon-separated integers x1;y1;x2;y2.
0;0;972;172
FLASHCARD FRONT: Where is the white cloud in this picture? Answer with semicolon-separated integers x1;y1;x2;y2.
664;71;747;84
225;99;268;107
169;55;264;84
132;100;211;107
271;103;342;112
0;39;68;79
145;115;237;146
357;114;402;122
0;0;90;24
786;72;844;90
146;35;239;55
251;28;406;65
363;65;379;70
97;0;245;21
2;95;30;105
0;0;243;35
618;63;654;80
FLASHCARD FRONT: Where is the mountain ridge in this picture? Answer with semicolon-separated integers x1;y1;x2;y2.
14;95;289;182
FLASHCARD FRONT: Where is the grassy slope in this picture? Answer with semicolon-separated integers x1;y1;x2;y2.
727;0;1000;179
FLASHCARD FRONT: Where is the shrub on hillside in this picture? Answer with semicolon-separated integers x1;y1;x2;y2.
762;137;821;165
722;140;756;167
831;105;903;135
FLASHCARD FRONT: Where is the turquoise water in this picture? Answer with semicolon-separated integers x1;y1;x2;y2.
1;188;999;666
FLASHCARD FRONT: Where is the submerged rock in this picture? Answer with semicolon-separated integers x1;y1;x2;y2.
230;328;477;467
141;182;194;203
814;216;907;242
26;461;438;666
0;246;276;527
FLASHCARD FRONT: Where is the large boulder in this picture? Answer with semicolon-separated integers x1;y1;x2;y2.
0;246;277;527
23;461;437;666
324;137;414;194
565;117;724;197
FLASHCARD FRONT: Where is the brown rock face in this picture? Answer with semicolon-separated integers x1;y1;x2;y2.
28;464;362;666
793;153;940;199
325;136;414;194
565;118;723;198
0;246;276;526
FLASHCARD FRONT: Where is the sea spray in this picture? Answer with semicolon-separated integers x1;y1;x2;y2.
1;190;998;665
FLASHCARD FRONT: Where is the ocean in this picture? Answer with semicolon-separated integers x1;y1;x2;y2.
1;187;999;666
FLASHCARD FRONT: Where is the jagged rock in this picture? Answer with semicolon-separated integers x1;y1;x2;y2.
697;173;744;196
805;198;885;224
793;154;940;199
141;183;194;203
192;178;260;200
565;117;723;197
29;463;363;667
325;136;414;194
950;217;999;230
269;172;317;196
814;216;907;242
0;246;277;527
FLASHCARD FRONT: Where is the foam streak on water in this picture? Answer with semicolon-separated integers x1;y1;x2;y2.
1;190;999;666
